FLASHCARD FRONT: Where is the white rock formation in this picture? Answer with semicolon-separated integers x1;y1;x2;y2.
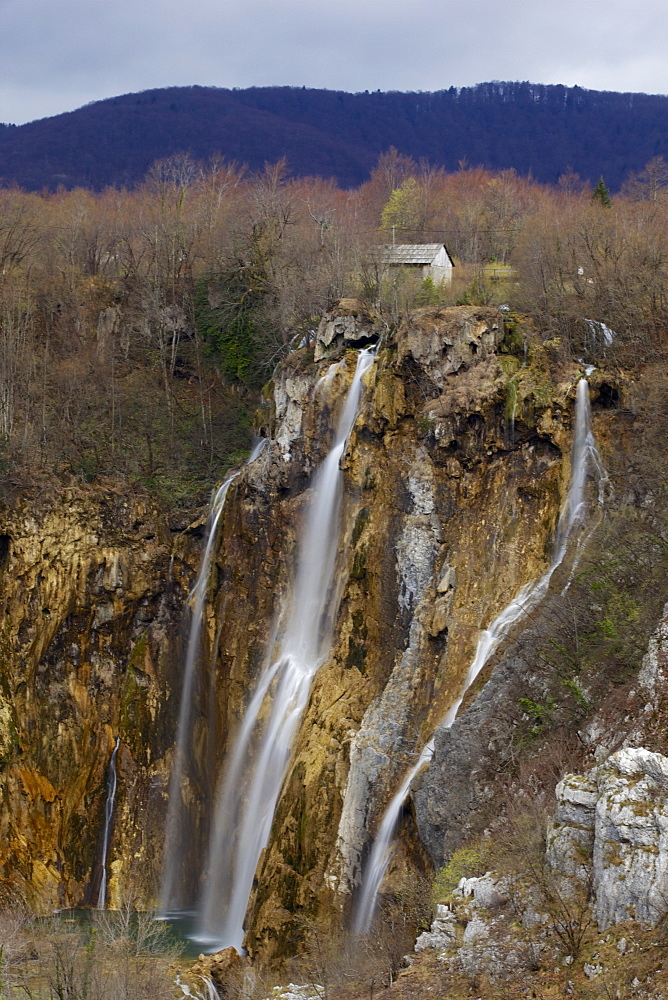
314;299;377;361
638;602;668;700
547;748;668;929
414;904;458;953
453;873;510;909
546;773;598;879
274;375;313;462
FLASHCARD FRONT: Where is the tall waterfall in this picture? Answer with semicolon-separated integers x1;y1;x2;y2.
354;377;605;934
197;348;375;953
160;473;239;914
97;737;121;909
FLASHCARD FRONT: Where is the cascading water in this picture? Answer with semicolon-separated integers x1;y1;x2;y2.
196;348;376;953
248;437;268;464
176;974;220;1000
354;377;605;934
97;737;121;909
585;319;616;349
160;473;239;914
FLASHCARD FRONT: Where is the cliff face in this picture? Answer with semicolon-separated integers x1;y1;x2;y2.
0;303;607;961
0;486;200;911
206;304;586;961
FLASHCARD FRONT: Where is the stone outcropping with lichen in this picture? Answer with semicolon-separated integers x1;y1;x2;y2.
205;305;589;961
0;486;200;911
547;748;668;929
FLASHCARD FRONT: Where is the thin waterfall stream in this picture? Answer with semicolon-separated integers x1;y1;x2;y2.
161;439;268;915
160;474;240;914
353;377;606;934
97;736;121;909
196;348;375;953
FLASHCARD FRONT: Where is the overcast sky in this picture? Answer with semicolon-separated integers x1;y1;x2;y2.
1;0;666;125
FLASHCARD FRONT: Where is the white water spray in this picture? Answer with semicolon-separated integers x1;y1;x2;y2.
97;737;121;909
354;378;605;933
197;349;375;953
160;473;239;914
248;437;268;464
176;974;220;1000
585;319;616;348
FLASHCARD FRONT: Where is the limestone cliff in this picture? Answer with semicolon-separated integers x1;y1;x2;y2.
0;302;617;964
0;485;200;911
547;748;668;929
205;304;594;961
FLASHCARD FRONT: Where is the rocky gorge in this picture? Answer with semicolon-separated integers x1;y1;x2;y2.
2;298;667;990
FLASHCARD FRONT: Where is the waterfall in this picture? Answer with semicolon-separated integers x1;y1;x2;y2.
585;319;616;349
353;377;605;934
248;437;268;463
176;974;220;999
196;348;375;953
160;473;239;914
506;377;518;445
97;737;121;909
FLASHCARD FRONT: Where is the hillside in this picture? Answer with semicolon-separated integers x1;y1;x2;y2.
2;121;668;996
1;81;667;190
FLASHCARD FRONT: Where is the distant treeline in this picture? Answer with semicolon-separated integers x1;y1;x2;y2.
1;81;667;192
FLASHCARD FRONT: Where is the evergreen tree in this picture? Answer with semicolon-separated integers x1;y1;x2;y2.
592;175;612;207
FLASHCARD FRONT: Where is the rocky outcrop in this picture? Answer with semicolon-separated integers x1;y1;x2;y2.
203;304;589;960
191;946;246;993
0;485;199;911
0;302;606;961
413;874;535;982
638;603;668;705
547;748;668;929
414;902;458;953
396;306;503;389
546;772;598;880
314;299;382;361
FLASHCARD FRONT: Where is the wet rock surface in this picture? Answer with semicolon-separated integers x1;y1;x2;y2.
0;485;199;910
0;304;598;959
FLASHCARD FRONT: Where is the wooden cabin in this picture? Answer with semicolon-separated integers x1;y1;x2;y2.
380;243;454;285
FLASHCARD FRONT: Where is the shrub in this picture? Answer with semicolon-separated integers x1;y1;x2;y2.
433;843;492;902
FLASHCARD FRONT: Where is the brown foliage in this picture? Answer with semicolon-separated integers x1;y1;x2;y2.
0;152;667;503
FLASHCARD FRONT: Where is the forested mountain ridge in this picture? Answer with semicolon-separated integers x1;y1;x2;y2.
1;80;667;191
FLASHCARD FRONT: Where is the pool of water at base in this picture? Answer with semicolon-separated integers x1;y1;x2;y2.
48;908;206;960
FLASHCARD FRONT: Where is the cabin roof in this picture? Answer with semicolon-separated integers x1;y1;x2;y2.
380;243;452;265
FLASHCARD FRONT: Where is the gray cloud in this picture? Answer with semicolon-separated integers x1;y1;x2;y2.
1;0;666;124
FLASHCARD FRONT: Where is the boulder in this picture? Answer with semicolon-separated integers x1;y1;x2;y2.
192;947;245;993
453;873;510;909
